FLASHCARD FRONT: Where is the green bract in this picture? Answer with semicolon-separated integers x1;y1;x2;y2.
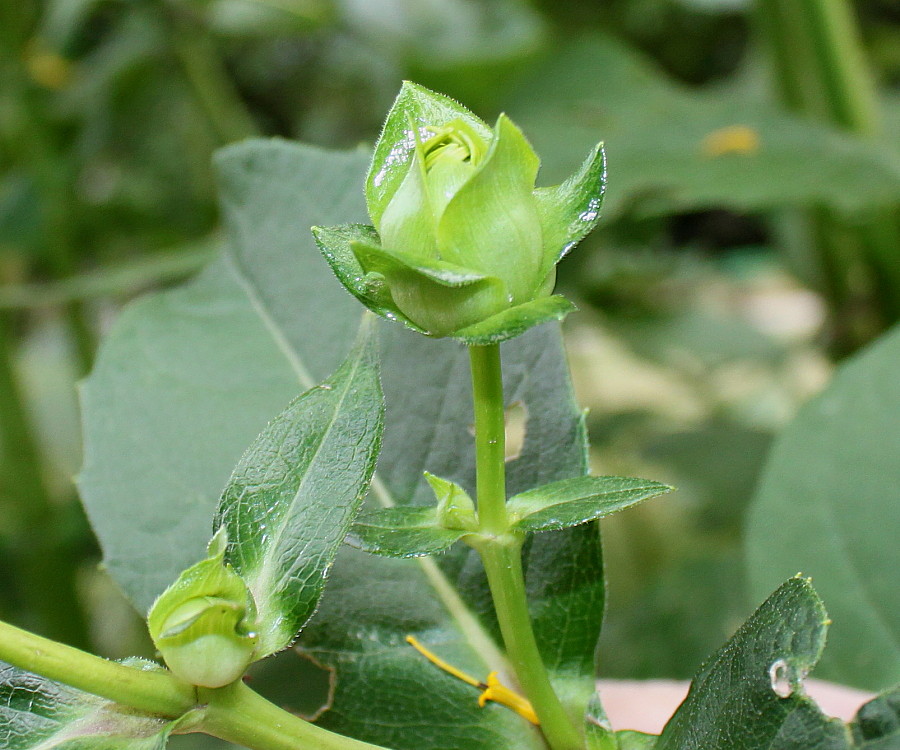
313;81;606;341
147;530;258;688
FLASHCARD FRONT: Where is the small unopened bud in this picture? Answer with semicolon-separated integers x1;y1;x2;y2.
313;82;605;342
148;530;258;688
425;472;477;532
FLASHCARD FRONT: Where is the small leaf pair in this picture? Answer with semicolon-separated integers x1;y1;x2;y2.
348;474;672;558
313;81;606;343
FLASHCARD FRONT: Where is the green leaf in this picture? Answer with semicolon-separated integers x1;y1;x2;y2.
347;506;468;557
311;223;420;331
508;476;672;533
347;473;477;558
0;661;177;749
79;142;374;613
451;295;576;345
584;692;617;750
79;141;604;748
656;576;850;750
506;35;900;219
850;687;900;749
534;142;606;269
214;318;383;657
746;325;900;691
366;82;492;228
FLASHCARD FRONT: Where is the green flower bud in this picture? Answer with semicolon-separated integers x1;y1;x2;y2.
425;472;478;532
148;530;258;688
313;81;606;343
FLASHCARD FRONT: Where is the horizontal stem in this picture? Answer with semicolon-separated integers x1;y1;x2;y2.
0;618;196;716
198;680;391;750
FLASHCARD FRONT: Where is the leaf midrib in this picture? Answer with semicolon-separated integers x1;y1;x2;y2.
247;346;361;628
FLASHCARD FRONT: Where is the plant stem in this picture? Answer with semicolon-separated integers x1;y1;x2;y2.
479;540;583;750
0;616;393;750
0;617;195;715
468;344;583;750
469;344;508;534
197;681;390;750
166;7;258;144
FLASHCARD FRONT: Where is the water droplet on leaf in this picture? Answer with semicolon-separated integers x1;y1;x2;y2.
768;659;793;698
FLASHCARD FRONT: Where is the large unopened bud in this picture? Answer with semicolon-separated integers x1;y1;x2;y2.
313;82;606;343
148;530;258;688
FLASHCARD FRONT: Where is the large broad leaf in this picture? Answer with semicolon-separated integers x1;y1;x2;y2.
79;141;604;748
214;320;383;657
746;325;900;691
505;35;900;220
657;576;850;750
0;661;175;749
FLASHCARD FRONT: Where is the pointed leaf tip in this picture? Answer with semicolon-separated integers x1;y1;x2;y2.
213;318;384;656
535;142;607;271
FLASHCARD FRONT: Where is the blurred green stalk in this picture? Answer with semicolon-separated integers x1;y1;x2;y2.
755;0;900;349
164;4;259;144
0;315;89;647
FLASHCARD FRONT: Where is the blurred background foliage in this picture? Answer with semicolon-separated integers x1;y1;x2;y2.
0;0;898;702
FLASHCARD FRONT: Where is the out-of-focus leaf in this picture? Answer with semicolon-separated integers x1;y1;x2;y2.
850;686;900;749
506;35;900;220
339;0;545;69
746;325;900;691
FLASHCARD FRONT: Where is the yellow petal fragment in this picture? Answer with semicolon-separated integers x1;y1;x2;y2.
405;635;481;688
477;671;539;725
405;636;539;724
701;125;760;157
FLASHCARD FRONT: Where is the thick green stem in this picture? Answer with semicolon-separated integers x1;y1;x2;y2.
0;618;195;715
197;681;389;750
480;539;583;750
469;344;508;534
0;616;391;750
468;344;582;750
